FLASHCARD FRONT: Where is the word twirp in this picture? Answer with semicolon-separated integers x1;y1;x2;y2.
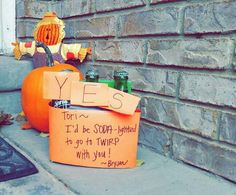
43;72;140;115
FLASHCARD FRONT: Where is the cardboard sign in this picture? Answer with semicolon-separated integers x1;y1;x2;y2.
106;88;141;115
43;72;141;115
71;81;109;106
43;72;81;100
49;106;141;168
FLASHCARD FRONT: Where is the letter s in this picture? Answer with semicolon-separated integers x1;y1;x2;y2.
110;93;123;109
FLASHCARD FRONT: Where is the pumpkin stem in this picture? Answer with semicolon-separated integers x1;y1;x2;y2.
36;42;54;67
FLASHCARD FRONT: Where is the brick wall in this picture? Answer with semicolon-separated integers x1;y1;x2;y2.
16;0;236;182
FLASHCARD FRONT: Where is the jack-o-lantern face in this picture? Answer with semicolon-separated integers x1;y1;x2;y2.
34;12;65;46
36;24;60;46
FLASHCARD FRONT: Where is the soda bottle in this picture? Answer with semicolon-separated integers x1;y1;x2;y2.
113;70;128;93
85;69;99;82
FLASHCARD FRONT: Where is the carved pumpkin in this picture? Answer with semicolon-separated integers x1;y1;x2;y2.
36;24;60;45
34;12;65;46
22;42;83;132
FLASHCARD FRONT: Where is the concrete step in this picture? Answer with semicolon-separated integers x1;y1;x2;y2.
0;91;21;113
1;123;236;195
0;56;33;113
0;135;75;195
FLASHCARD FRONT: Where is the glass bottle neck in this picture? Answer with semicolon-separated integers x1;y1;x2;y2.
114;79;128;92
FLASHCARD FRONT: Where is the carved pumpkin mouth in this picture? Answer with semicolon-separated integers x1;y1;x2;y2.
46;33;49;40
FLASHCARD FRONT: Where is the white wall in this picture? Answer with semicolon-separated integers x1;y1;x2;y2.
0;0;15;55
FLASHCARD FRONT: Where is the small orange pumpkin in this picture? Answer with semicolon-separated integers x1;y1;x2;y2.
22;42;83;132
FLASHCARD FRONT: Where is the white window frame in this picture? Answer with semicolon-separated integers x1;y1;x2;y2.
0;0;16;55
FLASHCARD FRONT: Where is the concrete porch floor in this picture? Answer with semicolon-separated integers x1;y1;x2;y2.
0;122;236;195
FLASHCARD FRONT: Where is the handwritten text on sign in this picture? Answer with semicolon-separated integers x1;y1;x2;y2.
43;71;81;100
49;107;141;168
43;72;140;115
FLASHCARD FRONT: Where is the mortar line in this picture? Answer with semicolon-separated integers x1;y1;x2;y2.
216;112;223;141
175;72;181;101
21;32;236;41
89;60;236;78
133;89;236;114
143;40;148;67
228;38;236;72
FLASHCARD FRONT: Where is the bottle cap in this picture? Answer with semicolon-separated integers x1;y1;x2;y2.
85;69;99;79
114;70;128;79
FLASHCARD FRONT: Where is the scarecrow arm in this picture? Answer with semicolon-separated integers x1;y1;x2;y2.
61;44;92;63
12;41;36;60
78;47;92;62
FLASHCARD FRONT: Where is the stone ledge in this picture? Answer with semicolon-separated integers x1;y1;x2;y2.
0;56;33;91
0;90;22;114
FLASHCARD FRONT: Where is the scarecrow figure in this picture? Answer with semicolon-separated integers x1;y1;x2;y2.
12;12;91;68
